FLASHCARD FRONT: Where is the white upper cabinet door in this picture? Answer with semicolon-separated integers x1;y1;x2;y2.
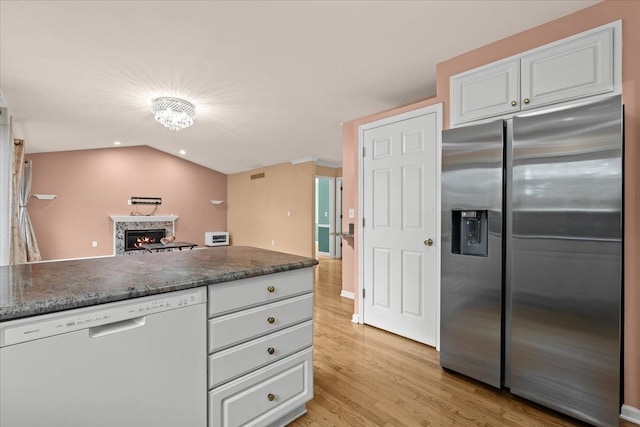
451;59;520;126
520;28;613;110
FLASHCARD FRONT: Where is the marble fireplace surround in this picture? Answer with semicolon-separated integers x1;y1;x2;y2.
110;215;178;256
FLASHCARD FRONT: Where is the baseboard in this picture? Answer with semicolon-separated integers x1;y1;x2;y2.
340;290;354;299
621;404;640;425
351;313;360;323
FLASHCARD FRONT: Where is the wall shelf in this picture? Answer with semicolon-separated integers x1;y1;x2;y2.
33;194;57;200
109;215;178;222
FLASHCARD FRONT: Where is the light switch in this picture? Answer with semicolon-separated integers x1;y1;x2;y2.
348;209;355;219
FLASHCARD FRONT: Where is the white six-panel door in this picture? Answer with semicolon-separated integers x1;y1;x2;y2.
361;105;441;346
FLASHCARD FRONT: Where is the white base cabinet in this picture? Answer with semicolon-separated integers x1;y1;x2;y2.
207;268;314;427
209;348;313;427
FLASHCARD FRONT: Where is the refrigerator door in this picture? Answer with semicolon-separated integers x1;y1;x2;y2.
511;95;622;427
440;120;504;388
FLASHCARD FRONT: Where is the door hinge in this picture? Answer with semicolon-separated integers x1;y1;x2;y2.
362;147;366;157
362;218;365;228
362;289;366;299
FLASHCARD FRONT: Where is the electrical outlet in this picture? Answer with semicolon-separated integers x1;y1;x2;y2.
287;211;291;217
271;240;275;246
127;199;132;205
92;241;98;247
348;208;355;219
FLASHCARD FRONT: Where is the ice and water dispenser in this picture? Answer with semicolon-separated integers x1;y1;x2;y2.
451;210;488;257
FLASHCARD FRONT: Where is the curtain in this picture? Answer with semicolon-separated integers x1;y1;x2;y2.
20;159;41;261
9;139;40;264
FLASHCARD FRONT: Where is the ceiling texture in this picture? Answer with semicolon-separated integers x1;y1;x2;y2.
0;0;599;175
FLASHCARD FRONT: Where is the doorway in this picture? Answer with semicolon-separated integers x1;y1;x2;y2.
315;177;334;257
315;175;343;259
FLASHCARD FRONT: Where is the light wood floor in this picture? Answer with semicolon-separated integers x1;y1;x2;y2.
290;257;632;427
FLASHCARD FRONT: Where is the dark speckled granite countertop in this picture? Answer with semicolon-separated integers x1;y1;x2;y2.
0;246;318;322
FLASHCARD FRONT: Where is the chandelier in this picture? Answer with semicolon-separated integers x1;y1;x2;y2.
151;97;196;131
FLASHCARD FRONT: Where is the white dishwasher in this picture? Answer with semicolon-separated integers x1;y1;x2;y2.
0;287;207;427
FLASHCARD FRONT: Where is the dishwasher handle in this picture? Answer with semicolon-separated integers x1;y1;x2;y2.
89;316;146;338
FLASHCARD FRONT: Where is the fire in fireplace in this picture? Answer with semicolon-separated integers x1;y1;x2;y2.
124;229;166;251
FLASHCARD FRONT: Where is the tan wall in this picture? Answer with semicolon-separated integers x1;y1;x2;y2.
342;0;640;409
227;161;315;258
26;146;227;260
316;165;341;178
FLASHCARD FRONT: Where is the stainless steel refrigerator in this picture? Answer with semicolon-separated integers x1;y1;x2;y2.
440;95;622;427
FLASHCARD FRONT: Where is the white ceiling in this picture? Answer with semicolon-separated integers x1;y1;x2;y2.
0;0;599;175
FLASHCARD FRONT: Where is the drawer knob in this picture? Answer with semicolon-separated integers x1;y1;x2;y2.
523;98;530;104
267;316;275;324
267;393;275;402
267;285;275;293
267;347;275;355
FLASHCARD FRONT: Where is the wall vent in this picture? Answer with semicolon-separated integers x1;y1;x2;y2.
251;172;265;180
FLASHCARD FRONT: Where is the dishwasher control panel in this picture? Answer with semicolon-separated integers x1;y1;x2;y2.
0;288;206;347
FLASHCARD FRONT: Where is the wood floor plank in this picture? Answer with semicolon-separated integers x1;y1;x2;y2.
292;257;633;426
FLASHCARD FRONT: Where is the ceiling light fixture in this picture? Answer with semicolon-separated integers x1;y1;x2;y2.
151;97;196;131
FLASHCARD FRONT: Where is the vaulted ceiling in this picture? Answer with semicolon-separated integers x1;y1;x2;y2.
0;0;599;174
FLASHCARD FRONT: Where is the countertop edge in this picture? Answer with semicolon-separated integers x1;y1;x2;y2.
1;255;318;322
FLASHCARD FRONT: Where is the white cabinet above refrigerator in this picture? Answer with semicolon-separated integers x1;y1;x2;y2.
450;20;619;127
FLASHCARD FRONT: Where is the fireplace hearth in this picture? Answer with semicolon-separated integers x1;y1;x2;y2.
124;229;166;251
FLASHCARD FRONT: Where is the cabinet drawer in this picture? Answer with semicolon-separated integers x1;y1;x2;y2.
209;348;313;427
208;268;313;317
209;294;313;353
208;321;312;388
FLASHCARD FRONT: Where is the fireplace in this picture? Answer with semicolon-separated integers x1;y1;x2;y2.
110;215;178;256
124;229;166;251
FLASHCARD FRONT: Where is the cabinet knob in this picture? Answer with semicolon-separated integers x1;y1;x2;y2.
510;100;517;107
267;316;275;324
267;347;275;355
523;98;530;104
267;393;275;402
267;285;275;293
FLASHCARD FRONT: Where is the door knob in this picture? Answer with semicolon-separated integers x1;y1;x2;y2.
424;238;433;247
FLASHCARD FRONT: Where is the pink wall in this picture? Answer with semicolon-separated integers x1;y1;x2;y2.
342;0;640;410
26;146;227;260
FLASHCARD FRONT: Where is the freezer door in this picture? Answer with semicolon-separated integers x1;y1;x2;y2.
440;120;504;388
510;95;622;427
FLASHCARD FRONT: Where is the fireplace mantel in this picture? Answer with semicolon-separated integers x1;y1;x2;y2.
110;215;178;223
